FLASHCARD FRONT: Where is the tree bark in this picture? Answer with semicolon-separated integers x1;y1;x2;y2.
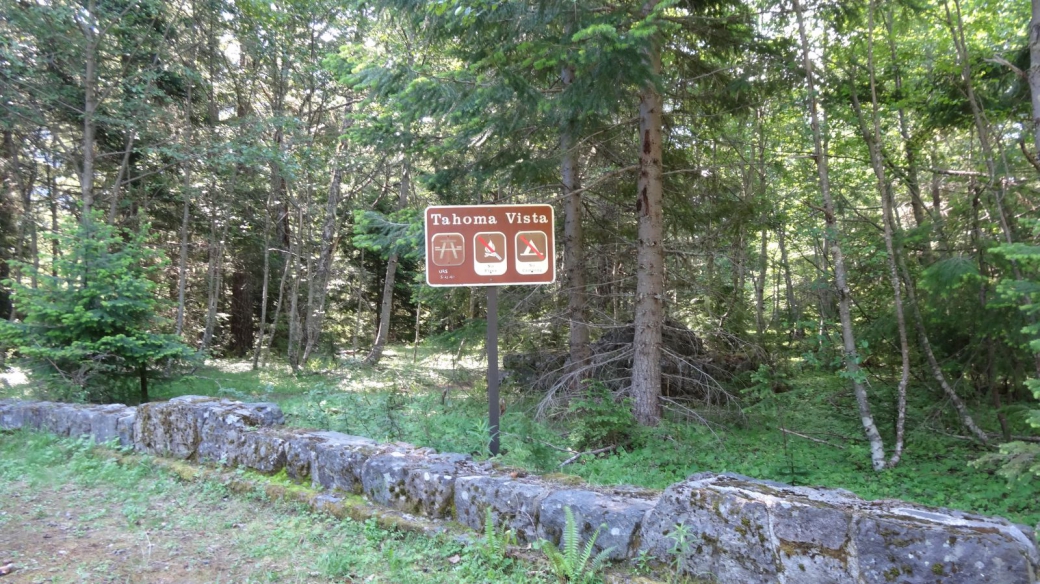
777;222;799;338
561;65;591;386
79;0;98;222
252;202;275;370
755;227;769;340
302;114;350;364
175;82;193;337
1031;0;1040;159
199;197;228;354
794;0;887;471
852;2;909;467
365;158;409;366
287;200;306;372
632;1;666;426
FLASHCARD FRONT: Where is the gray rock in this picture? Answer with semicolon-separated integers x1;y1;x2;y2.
854;510;1039;584
134;396;285;460
0;400;35;430
641;472;1040;584
538;489;656;561
286;431;381;493
402;453;477;518
361;450;476;518
454;475;551;543
85;404;137;446
362;451;416;511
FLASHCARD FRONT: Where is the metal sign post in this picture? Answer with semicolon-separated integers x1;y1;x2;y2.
424;204;555;456
486;286;499;455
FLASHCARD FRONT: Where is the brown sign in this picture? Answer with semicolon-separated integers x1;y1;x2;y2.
425;204;555;287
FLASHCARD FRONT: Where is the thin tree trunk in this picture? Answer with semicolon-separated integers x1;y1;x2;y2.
79;0;97;222
106;132;135;224
777;222;799;338
252;202;275;370
352;248;365;355
262;242;293;369
1031;0;1040;159
632;1;665;426
852;2;909;467
896;250;989;443
175;83;193;337
794;0;887;471
879;9;926;230
302;114;350;364
199;200;228;354
755;227;769;340
364;159;409;366
287;198;306;373
561;65;591;385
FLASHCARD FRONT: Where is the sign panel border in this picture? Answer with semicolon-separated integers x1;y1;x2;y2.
424;204;556;288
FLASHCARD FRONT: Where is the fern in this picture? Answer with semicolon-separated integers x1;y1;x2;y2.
538;506;614;583
478;507;515;569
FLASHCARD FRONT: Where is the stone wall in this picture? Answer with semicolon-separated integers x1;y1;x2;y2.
1;396;1037;584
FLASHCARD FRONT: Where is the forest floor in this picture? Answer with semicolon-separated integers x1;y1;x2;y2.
3;343;1039;531
0;431;562;584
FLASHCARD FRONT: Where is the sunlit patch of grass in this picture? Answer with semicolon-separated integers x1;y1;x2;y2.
0;431;554;583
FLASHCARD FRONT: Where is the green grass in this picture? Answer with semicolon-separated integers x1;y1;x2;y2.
0;429;554;583
5;344;1039;529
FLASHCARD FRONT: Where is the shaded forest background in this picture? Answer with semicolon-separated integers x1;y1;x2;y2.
2;0;1040;475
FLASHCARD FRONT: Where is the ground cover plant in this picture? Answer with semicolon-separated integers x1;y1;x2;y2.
8;342;1030;529
0;429;558;584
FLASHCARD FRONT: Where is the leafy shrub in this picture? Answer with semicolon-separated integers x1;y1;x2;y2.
567;381;639;451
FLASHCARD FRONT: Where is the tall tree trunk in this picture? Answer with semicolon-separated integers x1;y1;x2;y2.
199;198;228;354
175;83;193;337
777;222;799;338
78;0;97;222
794;0;887;471
632;1;665;426
365;158;409;366
852;1;909;467
302;114;350;364
896;248;990;442
1031;0;1040;160
287;196;307;373
229;267;253;356
352;248;366;355
106;132;135;224
755;227;769;340
252;200;275;369
561;65;591;386
879;9;926;229
262;242;293;369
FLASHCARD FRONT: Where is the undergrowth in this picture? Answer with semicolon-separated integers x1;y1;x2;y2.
5;343;1039;528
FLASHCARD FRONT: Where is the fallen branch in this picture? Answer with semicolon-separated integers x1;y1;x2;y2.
559;445;617;468
778;427;844;450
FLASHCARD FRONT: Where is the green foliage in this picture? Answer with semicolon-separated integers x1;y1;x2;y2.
1;216;193;403
566;381;639;451
477;507;517;570
537;506;613;584
973;222;1040;482
354;208;425;260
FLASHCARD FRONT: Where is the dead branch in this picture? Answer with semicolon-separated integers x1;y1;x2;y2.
559;445;617;468
779;427;844;450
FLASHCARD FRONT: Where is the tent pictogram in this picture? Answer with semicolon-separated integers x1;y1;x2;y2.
514;231;549;275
